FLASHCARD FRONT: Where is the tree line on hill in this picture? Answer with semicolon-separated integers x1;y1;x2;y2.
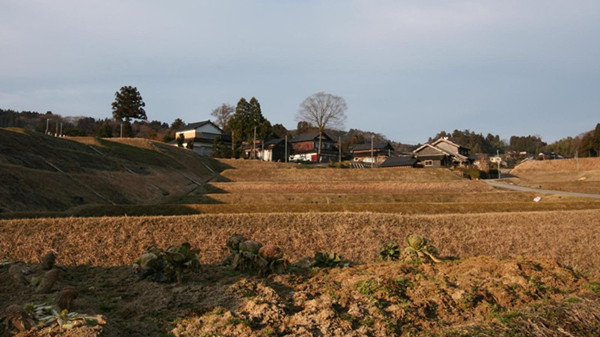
427;130;547;156
0;108;185;142
427;126;600;158
2;99;599;159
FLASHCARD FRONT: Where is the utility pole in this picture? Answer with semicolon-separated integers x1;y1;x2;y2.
252;126;256;160
45;119;49;134
575;150;579;171
370;135;375;168
231;131;235;158
339;136;342;163
497;149;501;179
285;135;288;163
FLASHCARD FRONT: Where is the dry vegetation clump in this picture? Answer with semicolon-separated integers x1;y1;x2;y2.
3;210;600;276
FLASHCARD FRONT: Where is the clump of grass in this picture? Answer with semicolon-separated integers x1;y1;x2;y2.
584;281;600;294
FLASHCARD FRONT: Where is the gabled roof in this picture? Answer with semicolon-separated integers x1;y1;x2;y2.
290;132;334;143
413;139;469;162
431;138;470;151
264;138;285;146
350;142;394;152
380;156;418;168
176;120;222;133
413;143;453;156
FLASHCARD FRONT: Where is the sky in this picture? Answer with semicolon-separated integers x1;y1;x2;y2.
1;0;599;144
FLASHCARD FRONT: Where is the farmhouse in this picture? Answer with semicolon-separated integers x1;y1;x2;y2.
413;138;471;168
261;138;291;162
174;120;230;156
289;132;338;162
350;142;394;164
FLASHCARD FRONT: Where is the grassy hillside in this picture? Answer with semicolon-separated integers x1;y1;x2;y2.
0;128;225;213
509;158;600;194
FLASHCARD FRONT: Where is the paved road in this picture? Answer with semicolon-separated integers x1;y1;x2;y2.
485;180;600;199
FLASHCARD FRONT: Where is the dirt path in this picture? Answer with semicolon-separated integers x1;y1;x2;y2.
485;180;600;199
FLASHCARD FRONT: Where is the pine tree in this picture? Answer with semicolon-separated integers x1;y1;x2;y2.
111;86;146;137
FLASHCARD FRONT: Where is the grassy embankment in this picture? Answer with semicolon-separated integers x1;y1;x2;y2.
509;157;600;194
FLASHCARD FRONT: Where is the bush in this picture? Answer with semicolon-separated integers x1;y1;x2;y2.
457;167;486;180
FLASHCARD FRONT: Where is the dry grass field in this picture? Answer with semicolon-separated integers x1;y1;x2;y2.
509;157;600;194
1;211;600;273
3;135;600;336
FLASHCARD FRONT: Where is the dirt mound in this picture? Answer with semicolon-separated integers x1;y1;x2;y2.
4;256;595;336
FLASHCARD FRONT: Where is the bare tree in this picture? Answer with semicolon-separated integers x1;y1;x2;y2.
296;92;347;161
211;103;234;130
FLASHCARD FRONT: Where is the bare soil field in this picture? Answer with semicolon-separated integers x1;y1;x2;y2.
3;255;600;337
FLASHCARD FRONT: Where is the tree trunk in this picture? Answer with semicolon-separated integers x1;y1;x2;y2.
318;130;323;163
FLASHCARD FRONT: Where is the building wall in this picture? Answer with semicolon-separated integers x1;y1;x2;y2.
292;140;316;152
421;159;442;168
192;144;214;156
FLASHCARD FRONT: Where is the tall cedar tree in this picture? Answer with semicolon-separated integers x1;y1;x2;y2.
227;97;272;142
111;86;147;137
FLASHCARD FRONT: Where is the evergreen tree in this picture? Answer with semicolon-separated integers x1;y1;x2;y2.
111;86;146;137
227;97;272;142
97;120;113;138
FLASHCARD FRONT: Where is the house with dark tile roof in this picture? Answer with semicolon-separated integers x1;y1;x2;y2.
350;142;394;165
412;138;471;168
289;132;338;162
174;120;230;156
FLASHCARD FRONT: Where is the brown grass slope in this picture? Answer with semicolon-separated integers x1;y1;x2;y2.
0;128;225;213
509;157;600;194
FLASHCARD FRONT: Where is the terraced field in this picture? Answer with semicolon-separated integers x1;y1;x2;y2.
3;140;600;336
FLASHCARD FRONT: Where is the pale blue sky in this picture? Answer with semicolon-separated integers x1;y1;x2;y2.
1;0;599;144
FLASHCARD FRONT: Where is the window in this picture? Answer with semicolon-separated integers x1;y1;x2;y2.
424;160;433;166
